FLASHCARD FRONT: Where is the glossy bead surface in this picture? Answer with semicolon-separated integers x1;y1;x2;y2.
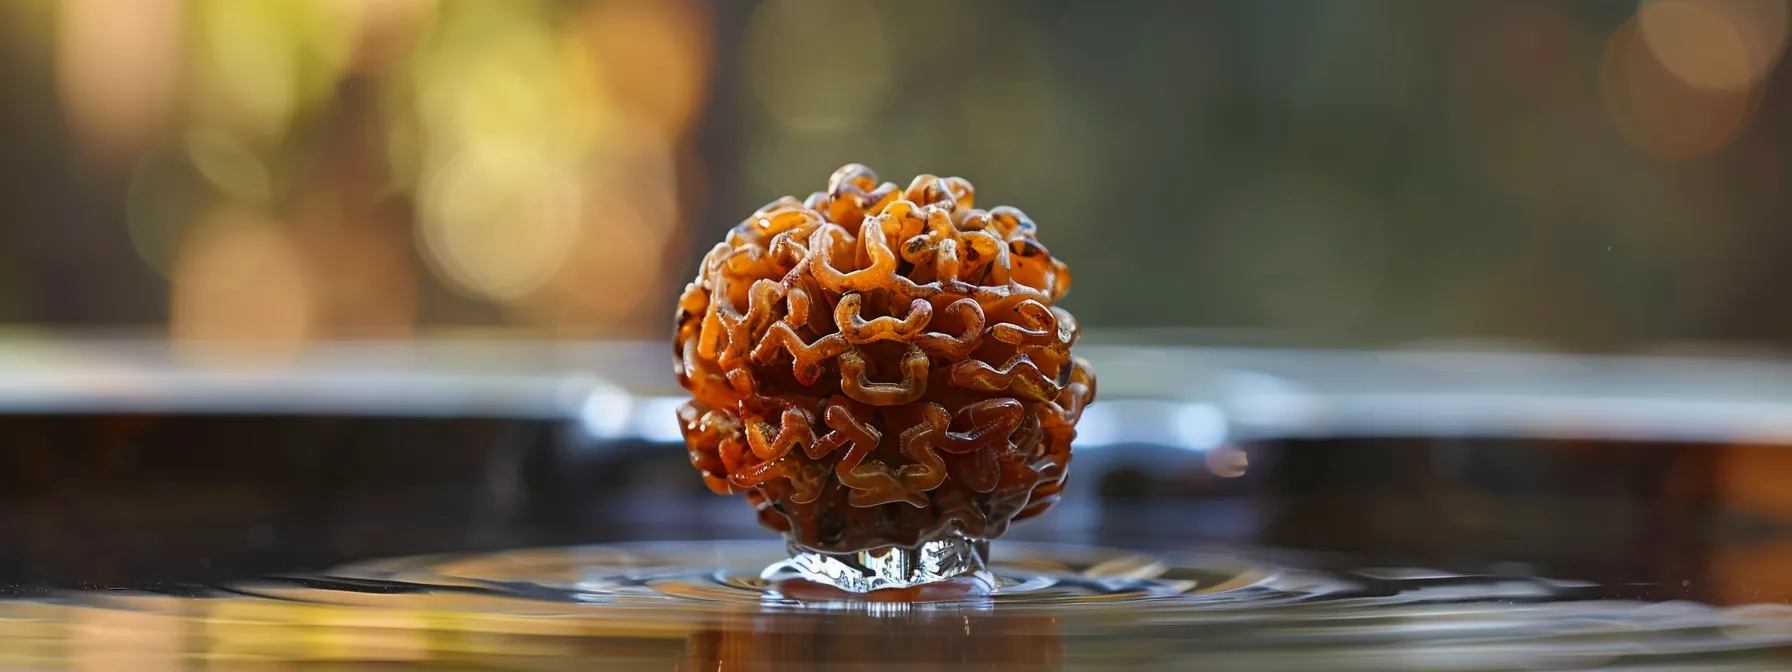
674;164;1095;553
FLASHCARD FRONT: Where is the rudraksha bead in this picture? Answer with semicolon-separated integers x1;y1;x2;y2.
674;164;1095;553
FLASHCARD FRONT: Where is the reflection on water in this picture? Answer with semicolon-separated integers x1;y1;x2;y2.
9;344;1792;667
6;541;1792;669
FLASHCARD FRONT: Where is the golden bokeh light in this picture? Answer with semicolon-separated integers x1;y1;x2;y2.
743;0;891;131
169;207;317;353
508;183;673;335
409;3;614;169
1637;0;1788;91
189;0;358;140
591;123;685;229
417;151;583;301
1637;0;1753;91
580;0;713;139
399;0;688;334
53;0;184;164
1602;17;1755;158
49;0;711;338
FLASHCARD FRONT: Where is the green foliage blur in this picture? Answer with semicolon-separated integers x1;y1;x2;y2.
0;0;1786;352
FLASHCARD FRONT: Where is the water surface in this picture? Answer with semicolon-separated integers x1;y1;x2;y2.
9;541;1792;670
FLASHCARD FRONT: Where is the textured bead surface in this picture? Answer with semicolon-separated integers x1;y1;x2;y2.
674;164;1095;553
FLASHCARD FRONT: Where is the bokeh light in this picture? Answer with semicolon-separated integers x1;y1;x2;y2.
169;207;316;353
188;0;357;140
1602;15;1755;159
507;180;674;335
579;0;712;139
1205;444;1249;479
1637;0;1789;91
396;1;686;333
53;0;184;163
404;3;597;303
408;10;610;170
417;151;583;301
13;0;1792;348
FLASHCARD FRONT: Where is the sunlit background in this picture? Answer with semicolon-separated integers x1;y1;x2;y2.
10;5;1792;665
0;0;1790;351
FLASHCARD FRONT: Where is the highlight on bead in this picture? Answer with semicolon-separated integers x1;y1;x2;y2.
673;164;1096;553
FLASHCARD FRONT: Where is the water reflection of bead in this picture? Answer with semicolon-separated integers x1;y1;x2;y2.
674;164;1096;554
679;611;1063;671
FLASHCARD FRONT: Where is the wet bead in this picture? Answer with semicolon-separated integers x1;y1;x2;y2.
673;164;1096;553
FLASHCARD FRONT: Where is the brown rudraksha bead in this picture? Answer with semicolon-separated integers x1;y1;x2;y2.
674;164;1096;553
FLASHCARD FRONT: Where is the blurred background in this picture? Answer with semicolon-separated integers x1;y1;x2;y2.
4;0;1792;599
1;0;1789;351
11;6;1792;666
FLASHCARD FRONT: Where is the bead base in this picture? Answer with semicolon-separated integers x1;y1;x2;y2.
761;533;994;594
